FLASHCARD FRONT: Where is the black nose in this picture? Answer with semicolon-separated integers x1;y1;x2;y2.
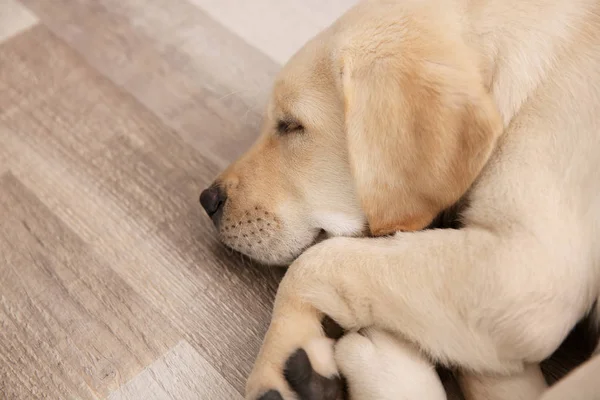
200;185;227;225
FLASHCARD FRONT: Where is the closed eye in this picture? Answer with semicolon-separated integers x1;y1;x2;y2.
276;119;304;134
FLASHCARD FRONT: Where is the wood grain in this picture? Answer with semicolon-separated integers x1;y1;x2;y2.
0;127;13;174
20;0;281;167
0;0;37;42
0;172;180;399
188;0;359;63
108;340;243;400
0;24;283;397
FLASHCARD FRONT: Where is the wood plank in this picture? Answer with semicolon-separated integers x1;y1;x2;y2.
0;0;37;42
0;26;283;395
188;0;359;63
20;0;282;166
108;340;243;400
0;172;180;399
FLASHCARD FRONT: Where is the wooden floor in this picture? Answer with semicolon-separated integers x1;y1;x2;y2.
3;1;597;399
0;0;358;398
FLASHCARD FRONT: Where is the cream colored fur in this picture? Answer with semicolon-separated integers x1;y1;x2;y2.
205;0;600;398
336;329;449;399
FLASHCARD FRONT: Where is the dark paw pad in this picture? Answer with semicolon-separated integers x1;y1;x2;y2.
257;390;284;400
321;315;344;340
283;348;347;400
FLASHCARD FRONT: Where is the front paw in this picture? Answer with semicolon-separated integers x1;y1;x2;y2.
252;337;347;400
247;247;350;400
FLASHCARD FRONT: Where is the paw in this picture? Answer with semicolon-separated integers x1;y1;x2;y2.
335;329;447;400
254;338;346;400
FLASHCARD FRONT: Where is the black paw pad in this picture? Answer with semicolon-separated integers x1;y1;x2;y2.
321;316;344;340
284;348;347;400
257;390;284;400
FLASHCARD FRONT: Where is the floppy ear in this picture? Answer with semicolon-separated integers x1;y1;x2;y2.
341;44;503;236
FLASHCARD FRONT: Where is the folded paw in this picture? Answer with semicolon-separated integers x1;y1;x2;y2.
254;338;347;400
335;329;447;400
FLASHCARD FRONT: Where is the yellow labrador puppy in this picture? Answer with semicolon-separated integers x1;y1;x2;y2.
199;0;600;399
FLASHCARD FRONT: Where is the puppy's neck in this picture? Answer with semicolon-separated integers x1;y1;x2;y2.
462;0;598;126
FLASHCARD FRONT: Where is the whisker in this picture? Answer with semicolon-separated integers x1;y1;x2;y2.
217;88;252;102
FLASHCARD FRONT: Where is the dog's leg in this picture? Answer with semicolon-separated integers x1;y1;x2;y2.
246;227;588;400
459;365;547;400
335;328;447;400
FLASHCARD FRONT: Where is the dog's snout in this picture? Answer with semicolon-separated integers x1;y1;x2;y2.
200;185;227;225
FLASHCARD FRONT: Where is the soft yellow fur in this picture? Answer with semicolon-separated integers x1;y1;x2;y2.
206;0;600;398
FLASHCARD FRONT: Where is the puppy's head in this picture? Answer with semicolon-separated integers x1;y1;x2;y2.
200;2;502;265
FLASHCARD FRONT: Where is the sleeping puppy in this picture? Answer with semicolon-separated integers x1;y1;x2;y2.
199;0;600;398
